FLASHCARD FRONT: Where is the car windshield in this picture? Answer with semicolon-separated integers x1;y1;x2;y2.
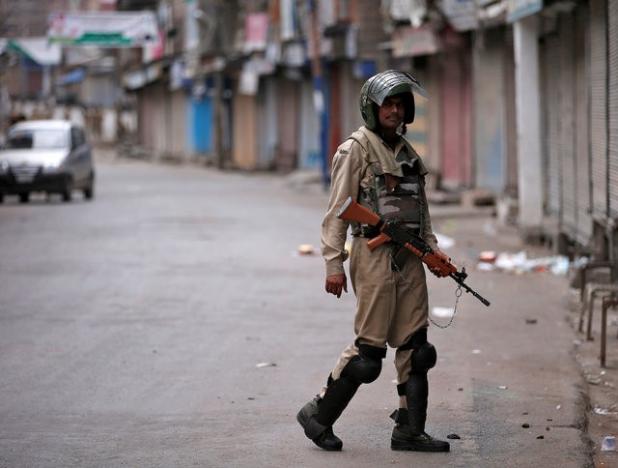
6;128;68;150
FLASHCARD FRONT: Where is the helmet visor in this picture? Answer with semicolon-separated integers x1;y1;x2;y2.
368;72;427;106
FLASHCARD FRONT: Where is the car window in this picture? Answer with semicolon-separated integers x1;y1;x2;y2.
71;128;81;148
6;129;69;149
78;128;87;146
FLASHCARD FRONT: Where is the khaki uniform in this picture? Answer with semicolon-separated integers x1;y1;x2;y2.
321;126;439;385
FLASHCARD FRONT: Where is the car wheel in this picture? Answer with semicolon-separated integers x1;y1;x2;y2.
83;173;95;200
19;193;30;203
61;176;73;202
0;194;4;203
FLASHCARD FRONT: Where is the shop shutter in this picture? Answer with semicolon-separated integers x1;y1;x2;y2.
504;28;518;196
257;77;278;168
589;0;608;220
276;77;300;172
559;13;577;236
542;34;562;218
473;28;506;193
609;0;618;218
575;5;593;244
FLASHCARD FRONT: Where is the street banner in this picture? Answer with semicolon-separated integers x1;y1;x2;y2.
48;11;159;47
507;0;543;22
5;38;61;66
392;26;440;58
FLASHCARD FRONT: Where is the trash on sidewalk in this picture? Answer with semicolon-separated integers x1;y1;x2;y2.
494;251;527;271
479;251;497;263
536;435;545;439
447;433;461;440
498;385;508;390
601;436;616;452
477;251;570;275
471;349;482;354
297;244;315;255
593;406;618;415
522;423;530;428
256;362;277;368
431;307;455;319
525;318;538;325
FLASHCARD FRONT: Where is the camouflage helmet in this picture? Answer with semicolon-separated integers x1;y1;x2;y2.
359;70;427;130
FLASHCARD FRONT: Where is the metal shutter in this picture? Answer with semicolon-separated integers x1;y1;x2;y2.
559;13;577;236
504;28;518;197
609;0;618;218
542;33;562;217
575;5;592;244
590;0;608;220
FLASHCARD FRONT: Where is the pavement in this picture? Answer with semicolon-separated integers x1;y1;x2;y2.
568;289;618;468
0;149;611;467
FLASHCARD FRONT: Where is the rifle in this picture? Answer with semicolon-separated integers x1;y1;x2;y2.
337;196;490;307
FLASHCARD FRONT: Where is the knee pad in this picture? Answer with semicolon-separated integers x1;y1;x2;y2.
342;344;385;384
410;342;437;374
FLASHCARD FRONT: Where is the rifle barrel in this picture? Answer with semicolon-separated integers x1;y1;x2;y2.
449;273;491;307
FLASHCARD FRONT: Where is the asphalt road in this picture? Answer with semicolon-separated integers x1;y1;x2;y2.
0;155;591;467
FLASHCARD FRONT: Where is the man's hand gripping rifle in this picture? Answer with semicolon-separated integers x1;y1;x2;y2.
337;197;490;307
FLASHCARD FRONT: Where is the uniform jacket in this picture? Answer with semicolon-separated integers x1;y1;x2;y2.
321;126;439;276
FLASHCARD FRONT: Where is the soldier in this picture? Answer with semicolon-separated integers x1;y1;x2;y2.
297;70;451;453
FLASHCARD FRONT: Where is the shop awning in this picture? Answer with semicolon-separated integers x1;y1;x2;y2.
7;37;61;66
48;11;158;47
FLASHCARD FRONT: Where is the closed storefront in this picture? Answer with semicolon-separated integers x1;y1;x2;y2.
232;93;258;170
298;78;321;169
590;0;608;221
473;27;509;193
558;13;577;237
574;5;593;245
540;32;561;218
189;93;213;156
425;55;442;176
503;29;518;197
328;63;343;164
137;82;168;158
169;89;187;159
275;76;300;172
439;29;472;189
339;62;364;140
257;76;278;169
609;1;618;218
539;5;595;247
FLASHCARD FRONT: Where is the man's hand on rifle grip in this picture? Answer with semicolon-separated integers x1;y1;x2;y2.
429;250;453;278
325;273;348;298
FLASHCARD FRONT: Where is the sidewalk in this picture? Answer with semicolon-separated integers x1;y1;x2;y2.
568;290;618;467
420;211;593;467
430;203;618;467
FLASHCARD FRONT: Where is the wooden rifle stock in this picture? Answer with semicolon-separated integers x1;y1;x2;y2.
337;197;381;226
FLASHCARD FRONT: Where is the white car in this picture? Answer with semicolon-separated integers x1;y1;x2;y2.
0;120;95;203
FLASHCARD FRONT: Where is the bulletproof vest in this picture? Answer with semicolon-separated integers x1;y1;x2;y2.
357;147;424;237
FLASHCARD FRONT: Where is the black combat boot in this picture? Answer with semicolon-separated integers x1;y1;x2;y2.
390;370;449;452
390;408;450;452
296;396;343;451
